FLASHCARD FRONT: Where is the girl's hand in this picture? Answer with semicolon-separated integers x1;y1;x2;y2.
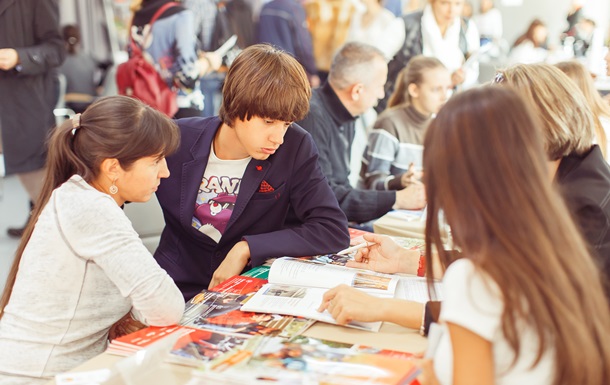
317;284;385;324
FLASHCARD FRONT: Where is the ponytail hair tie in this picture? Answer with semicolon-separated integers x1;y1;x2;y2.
71;113;82;136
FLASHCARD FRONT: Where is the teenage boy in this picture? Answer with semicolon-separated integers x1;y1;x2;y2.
155;44;350;300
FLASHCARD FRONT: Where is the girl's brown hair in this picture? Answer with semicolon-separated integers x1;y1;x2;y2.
0;96;180;318
387;55;446;108
513;18;546;48
62;25;80;55
219;44;311;127
555;60;609;158
424;86;610;385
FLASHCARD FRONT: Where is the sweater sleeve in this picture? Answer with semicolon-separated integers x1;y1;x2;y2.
362;129;401;190
57;192;185;326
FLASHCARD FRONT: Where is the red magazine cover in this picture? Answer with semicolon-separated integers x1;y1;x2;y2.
167;328;250;367
180;289;315;338
348;227;373;246
210;275;267;295
107;325;186;355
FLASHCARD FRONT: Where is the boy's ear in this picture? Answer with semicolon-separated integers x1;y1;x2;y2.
99;158;122;180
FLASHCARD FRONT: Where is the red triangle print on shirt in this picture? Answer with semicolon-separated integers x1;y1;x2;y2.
258;180;274;193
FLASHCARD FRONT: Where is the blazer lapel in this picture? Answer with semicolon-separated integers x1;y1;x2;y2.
180;122;219;230
226;158;270;229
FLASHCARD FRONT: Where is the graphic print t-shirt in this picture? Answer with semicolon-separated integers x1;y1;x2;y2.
192;145;251;242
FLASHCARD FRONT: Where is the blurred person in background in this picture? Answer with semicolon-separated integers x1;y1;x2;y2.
59;24;103;113
472;0;502;46
128;0;221;118
556;60;610;162
345;0;405;62
508;19;549;65
257;0;319;87
495;63;610;300
298;42;427;227
359;56;451;190
0;0;65;238
381;0;479;113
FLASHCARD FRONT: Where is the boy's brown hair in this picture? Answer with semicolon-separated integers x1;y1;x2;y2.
219;44;311;127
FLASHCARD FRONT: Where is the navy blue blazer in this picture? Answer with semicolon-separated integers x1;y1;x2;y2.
155;117;350;300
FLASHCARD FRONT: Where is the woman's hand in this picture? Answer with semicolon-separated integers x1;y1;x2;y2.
400;163;423;188
346;233;421;274
108;312;146;341
451;68;466;87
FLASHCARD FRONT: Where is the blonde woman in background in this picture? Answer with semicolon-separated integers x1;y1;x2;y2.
495;63;610;300
556;60;610;161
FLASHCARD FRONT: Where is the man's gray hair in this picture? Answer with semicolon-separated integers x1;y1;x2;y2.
328;42;386;90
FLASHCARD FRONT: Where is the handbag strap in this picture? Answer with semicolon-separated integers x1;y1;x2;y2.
128;2;181;53
148;2;181;27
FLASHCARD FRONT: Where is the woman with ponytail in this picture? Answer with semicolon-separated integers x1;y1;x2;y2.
0;96;185;384
359;55;451;190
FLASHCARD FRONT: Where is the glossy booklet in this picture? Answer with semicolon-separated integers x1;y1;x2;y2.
241;257;399;332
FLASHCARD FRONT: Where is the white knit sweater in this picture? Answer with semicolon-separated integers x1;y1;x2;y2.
0;175;184;384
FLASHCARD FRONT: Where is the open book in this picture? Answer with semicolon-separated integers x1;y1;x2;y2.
241;257;399;332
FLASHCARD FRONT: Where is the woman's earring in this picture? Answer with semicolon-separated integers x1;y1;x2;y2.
109;180;118;195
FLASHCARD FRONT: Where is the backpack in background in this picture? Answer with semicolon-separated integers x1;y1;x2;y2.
116;2;179;117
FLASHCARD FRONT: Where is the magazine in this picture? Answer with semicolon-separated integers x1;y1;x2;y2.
167;328;250;367
396;276;444;303
106;325;186;356
241;266;271;279
181;285;315;338
107;325;252;368
191;335;420;385
240;257;399;332
209;275;268;294
263;253;354;267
